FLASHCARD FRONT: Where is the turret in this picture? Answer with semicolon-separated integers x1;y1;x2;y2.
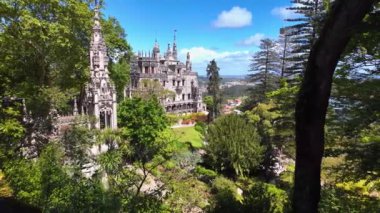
153;39;160;61
166;43;172;59
186;52;191;70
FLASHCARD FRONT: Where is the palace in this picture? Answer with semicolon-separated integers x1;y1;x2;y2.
128;34;205;114
54;6;206;136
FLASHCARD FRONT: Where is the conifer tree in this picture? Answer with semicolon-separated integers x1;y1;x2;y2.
248;39;280;103
285;0;326;79
206;60;222;122
277;28;295;78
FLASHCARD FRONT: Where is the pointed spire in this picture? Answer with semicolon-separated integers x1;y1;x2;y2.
186;52;191;70
93;0;101;32
174;29;177;43
173;29;178;59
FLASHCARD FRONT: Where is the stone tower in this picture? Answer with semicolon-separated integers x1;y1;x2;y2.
83;3;117;129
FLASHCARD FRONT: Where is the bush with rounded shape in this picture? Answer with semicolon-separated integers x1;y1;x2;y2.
205;114;264;176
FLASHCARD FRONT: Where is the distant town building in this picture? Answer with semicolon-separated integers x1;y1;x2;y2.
127;32;205;114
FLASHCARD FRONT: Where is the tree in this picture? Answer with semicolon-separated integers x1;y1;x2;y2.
0;0;94;117
285;0;326;79
211;176;243;212
101;16;132;62
292;0;376;212
102;16;132;102
248;39;280;104
0;99;25;166
118;97;169;162
0;0;132;116
277;26;300;80
60;121;95;170
205;114;264;176
206;60;222;122
4;143;116;212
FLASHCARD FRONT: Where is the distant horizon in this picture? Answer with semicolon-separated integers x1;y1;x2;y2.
199;74;247;78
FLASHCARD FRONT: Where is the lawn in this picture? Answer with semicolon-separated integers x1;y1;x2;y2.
172;126;203;148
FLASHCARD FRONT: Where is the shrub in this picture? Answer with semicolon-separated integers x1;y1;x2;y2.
211;177;243;213
319;185;380;213
242;182;290;213
206;114;264;176
195;166;217;182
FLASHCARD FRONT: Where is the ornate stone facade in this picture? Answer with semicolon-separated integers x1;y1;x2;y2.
128;33;205;114
82;5;117;129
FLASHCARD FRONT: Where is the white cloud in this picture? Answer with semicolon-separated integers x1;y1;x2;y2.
238;33;265;46
179;47;254;75
213;6;252;28
271;4;301;20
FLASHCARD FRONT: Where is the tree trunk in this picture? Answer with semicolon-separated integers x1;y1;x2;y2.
293;0;376;212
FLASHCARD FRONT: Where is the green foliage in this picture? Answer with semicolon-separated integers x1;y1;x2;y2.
210;176;242;213
110;58;130;101
164;173;211;212
61;123;95;168
0;0;94;116
194;166;217;182
285;0;326;78
101;16;131;61
242;182;290;213
0;105;25;164
319;185;380;213
205;114;264;176
122;195;165;213
0;0;132;115
4;143;117;212
248;38;280;103
194;121;207;136
4;159;41;205
118;97;169;161
206;60;222;121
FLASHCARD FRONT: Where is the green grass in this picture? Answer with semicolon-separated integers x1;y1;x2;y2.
172;126;203;148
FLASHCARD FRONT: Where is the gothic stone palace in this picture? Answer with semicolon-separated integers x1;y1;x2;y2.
128;34;205;114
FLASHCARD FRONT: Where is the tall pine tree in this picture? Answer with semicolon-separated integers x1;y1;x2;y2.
206;59;222;122
248;39;280;104
285;0;326;79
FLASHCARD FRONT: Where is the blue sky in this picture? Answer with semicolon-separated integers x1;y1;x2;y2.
102;0;298;75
